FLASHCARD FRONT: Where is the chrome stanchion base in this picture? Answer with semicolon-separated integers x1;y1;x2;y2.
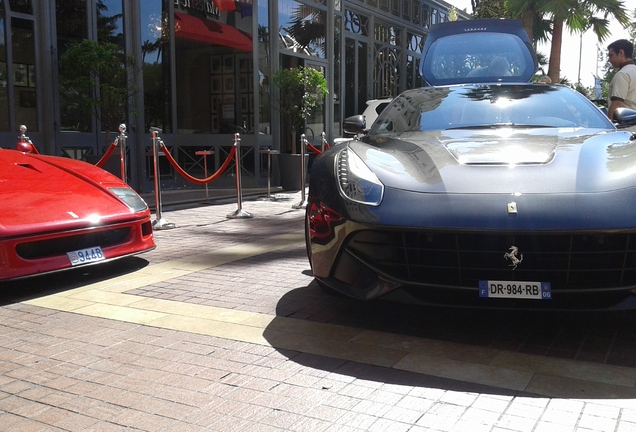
227;208;253;219
291;200;308;209
153;218;177;230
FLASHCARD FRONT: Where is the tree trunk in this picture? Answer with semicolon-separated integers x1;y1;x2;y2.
521;8;534;43
548;19;564;83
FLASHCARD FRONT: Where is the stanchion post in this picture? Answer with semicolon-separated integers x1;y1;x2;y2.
19;125;27;143
292;133;308;209
151;131;175;230
321;131;326;152
16;124;34;153
118;124;127;183
227;133;253;219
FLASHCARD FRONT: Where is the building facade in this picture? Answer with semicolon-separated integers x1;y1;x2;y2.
0;0;465;192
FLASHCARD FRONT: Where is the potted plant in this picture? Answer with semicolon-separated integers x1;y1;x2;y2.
272;66;328;190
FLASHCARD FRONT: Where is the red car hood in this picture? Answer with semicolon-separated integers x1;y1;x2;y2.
0;150;143;237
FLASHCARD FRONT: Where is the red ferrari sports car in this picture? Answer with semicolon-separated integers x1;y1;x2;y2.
1;141;155;281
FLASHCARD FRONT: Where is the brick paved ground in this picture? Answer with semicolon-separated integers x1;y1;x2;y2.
1;190;635;431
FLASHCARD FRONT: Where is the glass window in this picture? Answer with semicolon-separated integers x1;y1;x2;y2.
402;0;410;20
374;21;401;98
97;0;123;48
421;5;429;28
278;1;326;59
174;1;254;134
57;1;128;135
374;21;400;46
344;10;368;36
12;18;37;131
391;0;399;17
333;16;341;137
141;0;171;133
344;38;367;118
412;0;420;25
8;0;32;14
0;7;8;132
96;0;126;134
406;54;423;89
56;0;89;132
258;0;270;135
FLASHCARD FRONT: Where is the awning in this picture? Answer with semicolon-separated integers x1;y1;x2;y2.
174;12;252;52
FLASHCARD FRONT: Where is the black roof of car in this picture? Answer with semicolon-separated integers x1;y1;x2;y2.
419;19;538;86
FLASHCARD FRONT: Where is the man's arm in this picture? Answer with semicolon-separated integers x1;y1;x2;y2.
608;98;625;120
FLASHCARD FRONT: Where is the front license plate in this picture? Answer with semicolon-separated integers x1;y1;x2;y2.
479;280;552;300
67;246;105;266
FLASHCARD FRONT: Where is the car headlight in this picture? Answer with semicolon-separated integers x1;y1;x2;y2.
336;147;384;206
109;187;149;212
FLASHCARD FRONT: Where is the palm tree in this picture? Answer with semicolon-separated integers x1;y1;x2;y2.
549;0;628;84
508;0;629;83
510;1;553;47
284;4;326;58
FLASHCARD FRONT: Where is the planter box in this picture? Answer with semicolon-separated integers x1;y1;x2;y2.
278;153;309;191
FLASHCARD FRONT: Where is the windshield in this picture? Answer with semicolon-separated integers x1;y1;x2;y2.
370;85;614;134
423;33;534;84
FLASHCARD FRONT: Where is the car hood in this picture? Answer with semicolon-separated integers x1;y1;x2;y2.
0;150;141;236
352;127;636;194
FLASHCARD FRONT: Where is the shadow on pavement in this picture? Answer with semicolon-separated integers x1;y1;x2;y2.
0;256;149;306
262;281;636;399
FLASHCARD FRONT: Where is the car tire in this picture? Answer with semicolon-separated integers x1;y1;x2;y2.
304;205;313;272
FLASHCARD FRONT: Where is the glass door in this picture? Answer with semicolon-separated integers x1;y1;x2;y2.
304;60;327;149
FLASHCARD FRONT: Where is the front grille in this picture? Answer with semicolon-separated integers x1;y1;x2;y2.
346;230;636;291
16;228;131;259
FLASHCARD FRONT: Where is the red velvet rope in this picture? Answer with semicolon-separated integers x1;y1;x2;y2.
160;143;236;185
307;143;323;155
95;139;118;168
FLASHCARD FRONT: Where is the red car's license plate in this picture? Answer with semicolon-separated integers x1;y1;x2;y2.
67;246;105;266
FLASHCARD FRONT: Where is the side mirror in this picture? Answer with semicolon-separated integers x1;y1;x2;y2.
343;115;367;136
614;107;636;129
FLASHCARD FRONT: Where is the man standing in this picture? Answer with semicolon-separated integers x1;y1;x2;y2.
607;39;636;120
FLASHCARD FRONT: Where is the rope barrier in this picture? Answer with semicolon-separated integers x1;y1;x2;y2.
307;132;331;155
94;138;118;168
307;142;323;155
159;140;237;185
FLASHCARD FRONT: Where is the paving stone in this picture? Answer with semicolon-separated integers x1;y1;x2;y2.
1;190;635;432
